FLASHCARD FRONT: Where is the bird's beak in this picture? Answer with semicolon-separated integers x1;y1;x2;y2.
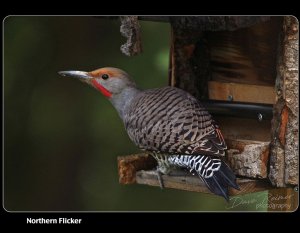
58;71;92;79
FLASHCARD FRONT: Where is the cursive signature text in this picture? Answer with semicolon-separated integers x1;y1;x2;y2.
226;193;294;211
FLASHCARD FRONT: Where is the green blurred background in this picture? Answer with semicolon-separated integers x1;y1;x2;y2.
4;16;267;211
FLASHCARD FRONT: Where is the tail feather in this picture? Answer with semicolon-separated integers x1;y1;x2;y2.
205;175;230;201
218;162;240;190
202;161;239;201
167;154;239;201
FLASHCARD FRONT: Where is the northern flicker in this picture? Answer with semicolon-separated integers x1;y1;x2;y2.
59;67;239;200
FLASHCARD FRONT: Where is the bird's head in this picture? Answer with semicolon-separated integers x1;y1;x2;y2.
58;67;136;98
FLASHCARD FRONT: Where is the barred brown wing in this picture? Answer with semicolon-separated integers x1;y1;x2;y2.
124;86;227;156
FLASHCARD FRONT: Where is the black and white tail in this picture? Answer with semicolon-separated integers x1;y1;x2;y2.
168;155;240;201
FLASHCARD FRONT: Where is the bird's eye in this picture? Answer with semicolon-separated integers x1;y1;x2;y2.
102;74;109;80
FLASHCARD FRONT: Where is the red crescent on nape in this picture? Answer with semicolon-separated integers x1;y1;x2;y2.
91;79;112;98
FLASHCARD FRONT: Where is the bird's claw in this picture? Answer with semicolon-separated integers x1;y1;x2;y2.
156;168;165;189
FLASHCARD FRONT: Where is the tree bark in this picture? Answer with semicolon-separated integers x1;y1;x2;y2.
226;139;269;179
119;16;142;56
269;16;299;187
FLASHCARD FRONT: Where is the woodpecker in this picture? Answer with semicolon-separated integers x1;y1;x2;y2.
59;67;239;200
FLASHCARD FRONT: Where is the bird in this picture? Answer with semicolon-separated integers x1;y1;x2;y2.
58;67;239;201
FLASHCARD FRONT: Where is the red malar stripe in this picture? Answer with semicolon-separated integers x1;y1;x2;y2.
91;79;112;98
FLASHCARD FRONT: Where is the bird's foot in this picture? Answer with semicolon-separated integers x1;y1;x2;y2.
156;168;165;189
156;168;188;189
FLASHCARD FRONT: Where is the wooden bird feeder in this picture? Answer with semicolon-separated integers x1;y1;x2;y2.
106;16;298;211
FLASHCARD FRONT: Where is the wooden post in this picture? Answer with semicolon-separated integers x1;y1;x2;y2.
269;16;299;187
